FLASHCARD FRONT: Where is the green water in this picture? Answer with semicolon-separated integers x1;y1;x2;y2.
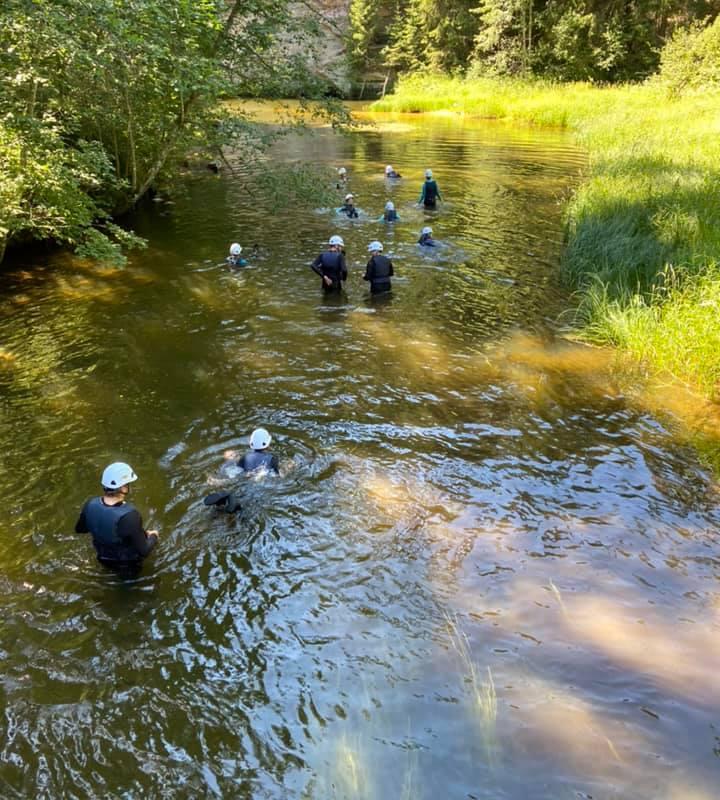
0;108;718;799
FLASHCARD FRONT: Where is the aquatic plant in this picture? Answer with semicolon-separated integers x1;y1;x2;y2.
445;613;498;765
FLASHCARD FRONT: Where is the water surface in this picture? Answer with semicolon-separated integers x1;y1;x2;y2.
0;107;718;799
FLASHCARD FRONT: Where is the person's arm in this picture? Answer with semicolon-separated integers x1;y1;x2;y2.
311;254;324;277
418;183;426;203
363;257;373;282
270;455;280;474
117;509;158;557
340;253;347;282
75;501;89;533
436;183;442;201
388;259;394;277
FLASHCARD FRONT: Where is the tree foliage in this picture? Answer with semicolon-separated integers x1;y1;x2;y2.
348;0;720;84
658;15;720;95
0;0;342;263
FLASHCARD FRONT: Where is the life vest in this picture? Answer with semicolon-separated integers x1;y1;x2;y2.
423;180;438;204
384;210;398;222
83;497;139;560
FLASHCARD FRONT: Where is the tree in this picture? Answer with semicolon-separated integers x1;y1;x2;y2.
0;0;344;263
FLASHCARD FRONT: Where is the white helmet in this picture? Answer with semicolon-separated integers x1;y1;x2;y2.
421;226;433;235
385;201;395;211
329;235;344;247
425;169;433;178
101;462;137;490
229;243;242;256
338;167;347;175
368;241;383;252
385;165;393;175
250;428;272;450
345;193;354;201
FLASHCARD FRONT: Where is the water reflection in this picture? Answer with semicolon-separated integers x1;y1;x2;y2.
0;109;718;798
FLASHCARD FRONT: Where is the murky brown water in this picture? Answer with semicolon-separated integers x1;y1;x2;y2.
0;106;718;799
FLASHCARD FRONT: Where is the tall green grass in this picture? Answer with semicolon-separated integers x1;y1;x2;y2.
372;76;720;400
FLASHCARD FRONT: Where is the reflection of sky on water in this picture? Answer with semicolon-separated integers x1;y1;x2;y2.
0;109;718;798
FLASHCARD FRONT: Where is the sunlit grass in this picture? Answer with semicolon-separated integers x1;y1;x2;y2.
373;76;720;403
445;613;498;764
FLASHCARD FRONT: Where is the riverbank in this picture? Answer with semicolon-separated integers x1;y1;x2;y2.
372;76;720;403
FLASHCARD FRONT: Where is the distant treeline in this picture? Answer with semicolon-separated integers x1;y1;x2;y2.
349;0;720;82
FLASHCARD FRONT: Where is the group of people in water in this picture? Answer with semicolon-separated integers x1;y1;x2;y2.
77;428;280;573
78;163;444;575
227;164;443;296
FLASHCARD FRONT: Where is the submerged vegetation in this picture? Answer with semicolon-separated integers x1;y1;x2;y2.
371;17;720;402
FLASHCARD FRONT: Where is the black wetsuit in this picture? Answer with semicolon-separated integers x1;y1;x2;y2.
419;179;441;209
364;254;394;294
386;171;402;179
76;496;157;570
339;203;359;219
418;234;437;247
311;250;347;292
239;450;279;474
383;210;398;222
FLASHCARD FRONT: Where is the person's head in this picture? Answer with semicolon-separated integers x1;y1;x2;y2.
425;169;433;179
329;234;344;251
338;167;347;176
229;243;242;256
250;428;272;451
385;165;393;175
344;193;354;204
421;226;433;237
101;462;137;497
385;201;395;212
368;240;383;254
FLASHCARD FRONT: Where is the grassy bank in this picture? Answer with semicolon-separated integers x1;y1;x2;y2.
372;76;720;400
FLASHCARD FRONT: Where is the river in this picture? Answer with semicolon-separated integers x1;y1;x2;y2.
0;105;718;799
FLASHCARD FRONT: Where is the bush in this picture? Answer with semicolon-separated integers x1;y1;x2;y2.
658;16;720;97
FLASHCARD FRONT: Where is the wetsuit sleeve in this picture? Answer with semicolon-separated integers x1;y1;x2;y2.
238;453;249;471
75;501;90;533
271;455;280;474
116;509;157;557
311;254;324;277
389;259;394;277
418;184;426;203
436;184;442;200
363;258;373;282
340;253;347;282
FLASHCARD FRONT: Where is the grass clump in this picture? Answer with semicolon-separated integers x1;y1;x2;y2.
372;76;720;402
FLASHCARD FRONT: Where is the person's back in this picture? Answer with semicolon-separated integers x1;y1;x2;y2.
76;462;158;572
312;237;347;292
239;428;279;474
239;450;279;474
364;241;393;294
419;169;441;208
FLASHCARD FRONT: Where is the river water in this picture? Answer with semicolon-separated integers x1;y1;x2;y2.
0;107;718;799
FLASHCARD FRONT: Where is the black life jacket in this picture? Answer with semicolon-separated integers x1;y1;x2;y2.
239;451;278;473
423;180;438;204
83;497;138;560
368;254;392;283
342;204;359;218
384;210;398;221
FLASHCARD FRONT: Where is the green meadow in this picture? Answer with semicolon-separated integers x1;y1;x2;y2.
373;76;720;400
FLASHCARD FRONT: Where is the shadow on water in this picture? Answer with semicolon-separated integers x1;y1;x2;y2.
0;108;718;798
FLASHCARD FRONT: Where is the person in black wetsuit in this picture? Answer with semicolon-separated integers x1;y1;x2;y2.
418;169;442;209
311;235;347;292
239;428;280;474
418;226;437;247
75;462;159;574
381;201;399;222
364;240;394;294
384;164;402;179
339;194;359;219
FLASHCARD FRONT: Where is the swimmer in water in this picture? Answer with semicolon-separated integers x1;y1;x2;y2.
338;193;359;219
418;169;442;209
226;242;247;268
381;201;399;222
311;235;347;293
418;226;437;247
384;164;402;179
364;240;394;295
